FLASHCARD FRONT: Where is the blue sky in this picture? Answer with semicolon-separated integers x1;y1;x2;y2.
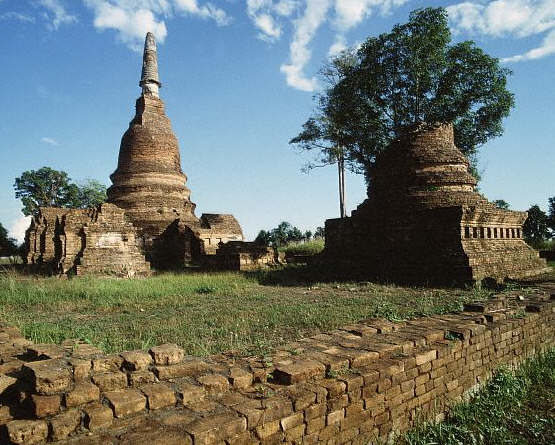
1;0;554;242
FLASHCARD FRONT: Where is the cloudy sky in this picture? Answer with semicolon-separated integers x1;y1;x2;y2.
1;0;554;241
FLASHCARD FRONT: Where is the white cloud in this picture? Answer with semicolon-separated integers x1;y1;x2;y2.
84;1;168;48
10;216;32;244
247;0;298;41
173;0;231;25
448;0;555;62
38;0;77;30
328;34;347;56
254;13;282;39
280;0;332;92
502;29;555;61
41;137;60;146
0;12;36;23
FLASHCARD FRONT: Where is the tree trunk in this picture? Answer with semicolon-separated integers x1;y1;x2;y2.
338;151;346;218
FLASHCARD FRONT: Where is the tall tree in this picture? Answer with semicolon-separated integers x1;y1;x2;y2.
290;7;514;187
14;167;107;216
523;205;550;247
77;180;108;208
548;196;555;236
0;222;18;257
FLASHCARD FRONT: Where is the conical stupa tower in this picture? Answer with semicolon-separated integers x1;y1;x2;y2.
107;33;199;253
321;123;549;284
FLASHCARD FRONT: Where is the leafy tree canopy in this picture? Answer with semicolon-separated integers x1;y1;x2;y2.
0;222;18;257
548;196;555;235
523;205;550;247
290;7;514;185
255;222;314;247
14;167;107;216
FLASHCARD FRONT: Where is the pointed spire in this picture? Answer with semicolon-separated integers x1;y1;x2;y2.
140;32;161;97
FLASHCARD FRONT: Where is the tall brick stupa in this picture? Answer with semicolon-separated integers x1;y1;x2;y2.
107;33;243;266
25;33;245;276
321;123;550;284
107;33;198;243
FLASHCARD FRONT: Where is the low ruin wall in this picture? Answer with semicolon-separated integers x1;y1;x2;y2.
1;283;553;445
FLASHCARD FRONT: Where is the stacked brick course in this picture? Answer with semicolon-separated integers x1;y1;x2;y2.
1;282;553;444
322;123;549;284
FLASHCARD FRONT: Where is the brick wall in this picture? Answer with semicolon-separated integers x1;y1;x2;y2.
1;284;553;444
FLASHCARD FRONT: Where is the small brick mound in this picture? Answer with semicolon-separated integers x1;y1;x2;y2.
0;282;553;444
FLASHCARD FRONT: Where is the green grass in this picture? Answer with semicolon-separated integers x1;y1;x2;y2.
278;239;325;256
0;267;492;356
397;348;555;445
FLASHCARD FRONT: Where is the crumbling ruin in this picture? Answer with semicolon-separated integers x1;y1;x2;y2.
321;123;549;284
25;33;248;276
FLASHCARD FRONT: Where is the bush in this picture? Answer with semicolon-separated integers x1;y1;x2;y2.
278;239;325;256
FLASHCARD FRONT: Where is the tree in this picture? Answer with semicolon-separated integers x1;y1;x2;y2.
314;226;325;239
290;7;514;188
255;222;310;247
255;230;272;245
0;222;18;257
548;196;555;236
304;230;313;241
523;205;550;247
14;167;107;216
77;180;108;208
493;199;510;210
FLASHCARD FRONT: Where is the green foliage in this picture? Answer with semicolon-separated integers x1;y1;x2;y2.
14;167;107;216
255;221;312;247
523;205;550;248
278;239;325;256
493;199;510;209
291;7;514;185
398;349;555;445
77;179;108;208
548;196;555;235
0;222;18;257
314;226;325;239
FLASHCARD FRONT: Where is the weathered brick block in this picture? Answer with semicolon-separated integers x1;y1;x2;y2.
65;382;100;407
327;409;345;426
149;343;185;365
6;420;49;444
185;414;247;444
70;358;91;381
273;359;326;384
92;355;124;372
415;350;437;366
105;389;147;418
197;374;230;394
84;403;113;431
229;367;253;389
256;420;280;439
92;371;127;391
141;383;176;409
280;412;303;431
121;350;152;371
129;370;156;386
179;382;206;404
50;408;81;441
24;359;73;395
31;394;61;418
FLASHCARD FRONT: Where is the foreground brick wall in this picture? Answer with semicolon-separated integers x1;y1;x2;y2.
1;283;553;444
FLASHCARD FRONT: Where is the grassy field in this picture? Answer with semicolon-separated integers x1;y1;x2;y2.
397;348;555;445
0;266;497;356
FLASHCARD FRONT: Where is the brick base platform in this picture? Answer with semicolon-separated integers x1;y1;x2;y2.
1;282;553;444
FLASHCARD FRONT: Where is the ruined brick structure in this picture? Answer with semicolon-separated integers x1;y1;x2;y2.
25;205;150;277
322;123;549;284
24;33;244;275
0;283;553;444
